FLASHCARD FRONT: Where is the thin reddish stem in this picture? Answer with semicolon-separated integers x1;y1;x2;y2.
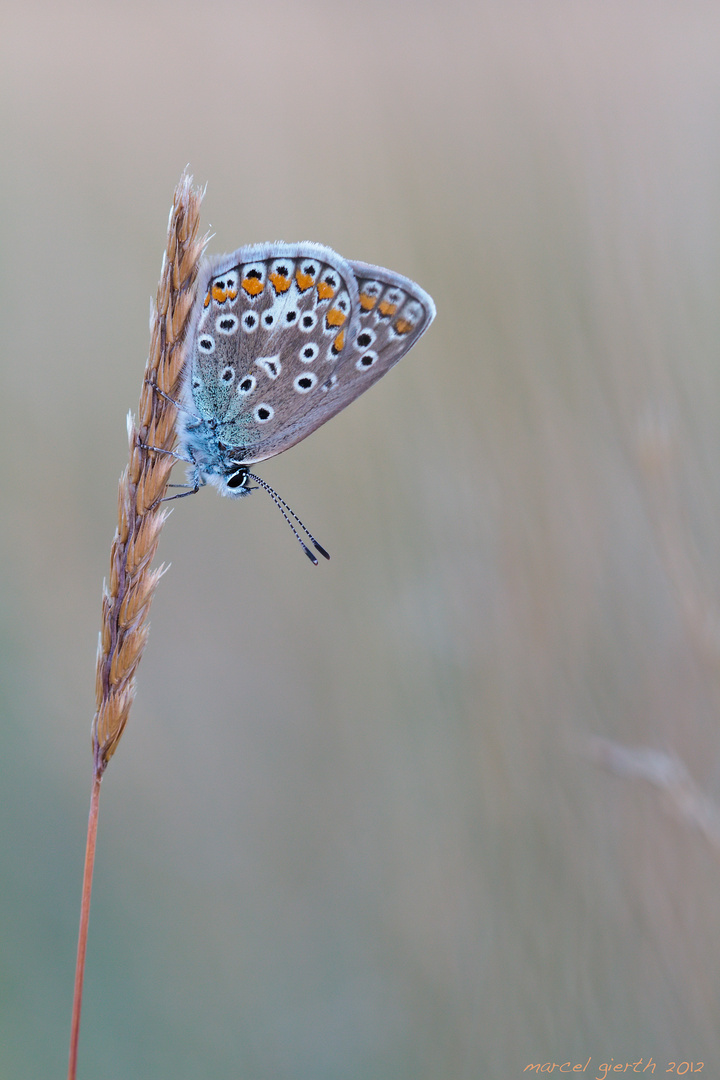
67;773;102;1080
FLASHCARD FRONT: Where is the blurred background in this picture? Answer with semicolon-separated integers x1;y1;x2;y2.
3;1;720;1076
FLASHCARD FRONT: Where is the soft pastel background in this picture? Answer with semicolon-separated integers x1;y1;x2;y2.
3;2;720;1077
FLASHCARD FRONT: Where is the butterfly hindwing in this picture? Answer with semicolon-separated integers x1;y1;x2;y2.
315;258;435;409
263;259;436;460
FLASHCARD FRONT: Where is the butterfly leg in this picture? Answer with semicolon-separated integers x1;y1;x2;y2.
162;481;202;501
162;465;205;502
136;438;204;500
145;379;202;423
139;443;194;464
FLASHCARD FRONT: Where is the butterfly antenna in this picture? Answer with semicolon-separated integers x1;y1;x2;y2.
247;472;331;565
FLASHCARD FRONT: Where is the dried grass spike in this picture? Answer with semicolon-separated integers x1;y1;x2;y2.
91;170;207;776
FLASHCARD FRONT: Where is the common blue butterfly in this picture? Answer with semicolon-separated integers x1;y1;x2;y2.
172;242;435;559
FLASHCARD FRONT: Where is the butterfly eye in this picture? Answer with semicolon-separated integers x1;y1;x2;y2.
226;469;248;489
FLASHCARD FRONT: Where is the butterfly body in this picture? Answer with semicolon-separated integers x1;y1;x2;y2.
177;242;435;497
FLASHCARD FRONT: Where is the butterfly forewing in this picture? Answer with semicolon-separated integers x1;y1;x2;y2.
181;242;435;469
185;243;360;462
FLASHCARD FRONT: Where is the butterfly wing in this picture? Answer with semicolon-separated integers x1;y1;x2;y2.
181;243;435;467
318;257;436;412
261;258;436;463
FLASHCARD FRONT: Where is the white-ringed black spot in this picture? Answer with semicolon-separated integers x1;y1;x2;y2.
324;274;337;288
256;356;281;379
299;343;319;363
264;313;275;326
302;263;317;276
294;372;317;393
198;334;215;353
221;366;235;383
356;351;378;370
237;375;256;395
300;312;317;332
285;310;298;323
215;270;238;287
242;312;258;332
254;403;274;423
216;314;239;334
355;329;375;349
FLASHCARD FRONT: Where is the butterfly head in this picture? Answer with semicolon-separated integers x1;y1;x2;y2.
187;440;254;499
219;463;253;498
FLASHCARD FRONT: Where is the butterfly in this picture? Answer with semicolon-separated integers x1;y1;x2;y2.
172;242;435;560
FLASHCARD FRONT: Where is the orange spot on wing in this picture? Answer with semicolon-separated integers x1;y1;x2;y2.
269;272;291;293
212;284;227;303
295;270;314;291
203;290;211;308
242;277;264;296
359;292;377;310
317;281;336;300
325;307;347;328
394;318;414;334
378;300;397;317
333;330;345;352
227;287;238;301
